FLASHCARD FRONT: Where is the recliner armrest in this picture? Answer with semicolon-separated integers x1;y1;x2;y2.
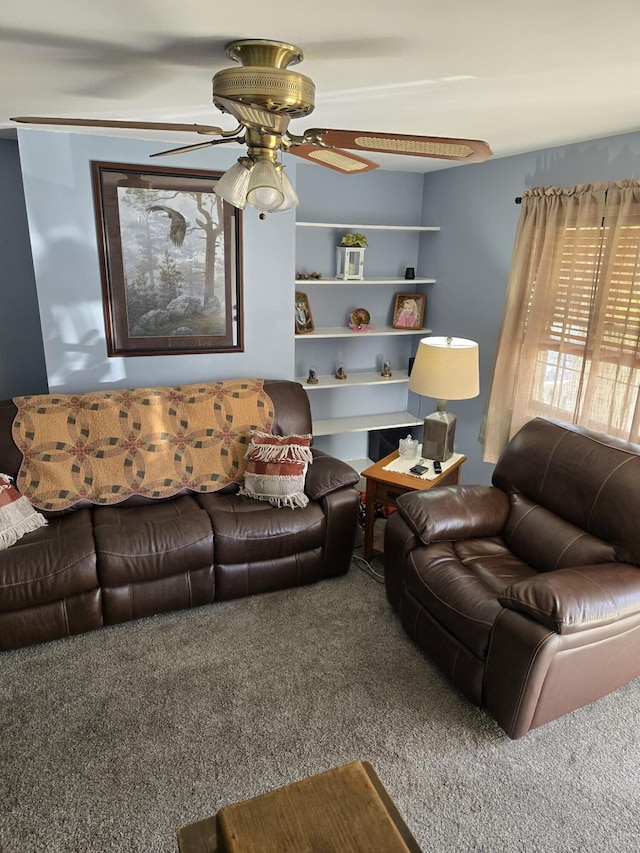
499;563;640;634
396;485;510;545
304;449;360;500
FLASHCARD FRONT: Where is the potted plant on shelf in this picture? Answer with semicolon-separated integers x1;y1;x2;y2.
341;232;368;248
336;232;367;280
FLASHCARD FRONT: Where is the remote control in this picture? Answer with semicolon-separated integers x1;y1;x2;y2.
433;461;442;474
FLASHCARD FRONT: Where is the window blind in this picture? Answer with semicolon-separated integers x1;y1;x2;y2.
530;213;640;436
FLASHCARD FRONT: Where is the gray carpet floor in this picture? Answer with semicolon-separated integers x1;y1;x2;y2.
1;552;639;853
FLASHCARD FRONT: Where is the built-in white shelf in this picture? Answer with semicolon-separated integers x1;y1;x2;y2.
297;370;410;389
296;325;431;340
296;222;440;232
313;411;419;437
295;215;437;455
295;276;435;285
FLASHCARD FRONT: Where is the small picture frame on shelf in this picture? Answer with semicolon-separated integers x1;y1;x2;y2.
295;292;315;334
392;293;426;330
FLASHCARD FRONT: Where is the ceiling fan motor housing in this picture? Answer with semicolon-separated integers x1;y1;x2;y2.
212;39;315;118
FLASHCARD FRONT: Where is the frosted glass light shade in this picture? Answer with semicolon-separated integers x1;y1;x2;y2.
246;159;285;212
215;159;251;209
409;336;480;400
273;166;299;211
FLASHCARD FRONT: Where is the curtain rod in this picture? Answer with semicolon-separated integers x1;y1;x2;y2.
515;197;522;204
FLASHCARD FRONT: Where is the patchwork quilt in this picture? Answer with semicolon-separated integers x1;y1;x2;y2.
12;379;274;511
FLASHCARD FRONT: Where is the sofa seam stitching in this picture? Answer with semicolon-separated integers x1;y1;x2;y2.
587;457;634;530
505;616;555;736
97;531;211;558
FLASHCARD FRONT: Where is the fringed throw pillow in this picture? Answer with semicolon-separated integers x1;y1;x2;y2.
239;432;313;509
0;473;47;550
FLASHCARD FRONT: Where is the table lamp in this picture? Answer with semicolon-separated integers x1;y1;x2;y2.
409;336;480;461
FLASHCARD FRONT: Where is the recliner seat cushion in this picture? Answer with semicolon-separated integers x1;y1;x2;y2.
403;537;536;659
93;496;214;587
195;492;325;564
0;509;97;612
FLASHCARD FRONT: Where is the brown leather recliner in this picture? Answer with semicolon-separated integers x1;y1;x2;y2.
384;417;640;738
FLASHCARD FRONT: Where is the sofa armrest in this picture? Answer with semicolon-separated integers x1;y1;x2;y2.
396;485;511;545
498;563;640;634
304;449;360;500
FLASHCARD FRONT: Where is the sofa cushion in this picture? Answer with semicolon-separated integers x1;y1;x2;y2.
196;491;325;565
239;431;312;509
403;538;536;659
263;380;313;437
0;509;97;612
92;495;214;587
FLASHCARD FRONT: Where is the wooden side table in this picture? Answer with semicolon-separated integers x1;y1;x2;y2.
361;450;466;560
177;760;422;852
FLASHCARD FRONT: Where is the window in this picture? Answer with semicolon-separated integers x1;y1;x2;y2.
481;181;640;463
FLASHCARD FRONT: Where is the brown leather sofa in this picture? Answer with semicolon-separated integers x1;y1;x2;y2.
0;380;360;652
384;417;640;738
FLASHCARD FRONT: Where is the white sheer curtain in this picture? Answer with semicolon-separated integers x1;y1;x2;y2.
481;180;640;463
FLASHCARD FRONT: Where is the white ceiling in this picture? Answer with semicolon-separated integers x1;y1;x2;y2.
2;0;640;172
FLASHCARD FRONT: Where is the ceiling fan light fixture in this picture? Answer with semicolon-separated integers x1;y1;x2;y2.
11;39;494;181
214;158;252;209
272;165;299;212
246;158;285;212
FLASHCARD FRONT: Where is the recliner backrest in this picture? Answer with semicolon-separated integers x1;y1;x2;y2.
492;418;640;568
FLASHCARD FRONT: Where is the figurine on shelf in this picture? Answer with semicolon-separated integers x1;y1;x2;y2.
335;364;347;380
307;367;319;385
381;359;392;377
348;307;374;332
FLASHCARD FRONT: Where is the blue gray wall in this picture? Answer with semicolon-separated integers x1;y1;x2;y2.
15;129;296;394
0;138;47;397
421;130;640;483
4;128;640;483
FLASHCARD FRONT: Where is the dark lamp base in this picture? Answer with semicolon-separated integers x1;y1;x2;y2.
422;411;456;461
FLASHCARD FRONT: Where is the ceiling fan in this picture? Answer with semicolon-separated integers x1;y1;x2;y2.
11;38;493;214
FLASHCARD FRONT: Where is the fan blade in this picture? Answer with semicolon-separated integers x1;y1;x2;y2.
0;27;237;98
213;96;290;136
150;135;244;158
149;140;220;158
288;144;378;174
11;116;225;136
303;129;493;163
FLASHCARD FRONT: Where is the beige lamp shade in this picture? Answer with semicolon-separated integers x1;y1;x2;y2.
409;336;480;400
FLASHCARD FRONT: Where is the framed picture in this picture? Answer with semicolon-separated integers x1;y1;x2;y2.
392;293;426;330
91;161;243;357
295;292;315;334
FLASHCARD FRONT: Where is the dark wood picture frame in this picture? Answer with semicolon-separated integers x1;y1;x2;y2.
91;161;243;357
295;291;315;334
392;292;426;330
